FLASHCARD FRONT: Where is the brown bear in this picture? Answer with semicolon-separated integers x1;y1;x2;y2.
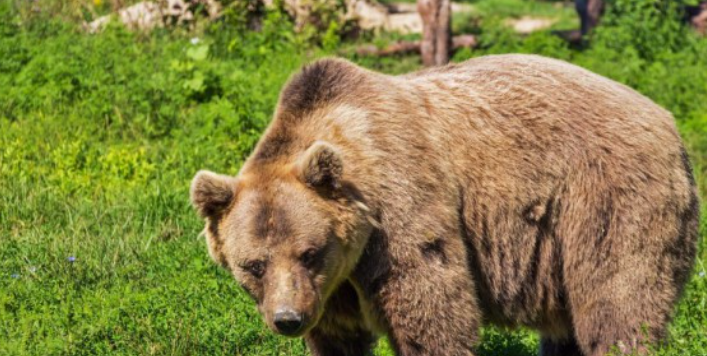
190;54;699;356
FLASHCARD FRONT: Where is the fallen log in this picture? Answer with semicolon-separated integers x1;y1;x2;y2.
355;34;477;57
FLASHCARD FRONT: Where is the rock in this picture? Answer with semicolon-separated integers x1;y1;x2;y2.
346;0;389;31
118;1;163;30
85;0;221;33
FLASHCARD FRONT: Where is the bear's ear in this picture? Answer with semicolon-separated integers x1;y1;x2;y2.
296;141;343;189
190;170;236;219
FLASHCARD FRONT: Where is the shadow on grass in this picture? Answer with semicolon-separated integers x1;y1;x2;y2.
374;329;538;356
476;328;538;356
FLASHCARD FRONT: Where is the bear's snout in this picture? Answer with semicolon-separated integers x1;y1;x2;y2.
273;308;304;336
261;265;322;337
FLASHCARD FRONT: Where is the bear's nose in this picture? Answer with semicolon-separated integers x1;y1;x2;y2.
273;309;304;335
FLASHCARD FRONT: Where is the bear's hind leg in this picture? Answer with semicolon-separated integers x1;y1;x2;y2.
564;241;678;355
558;179;696;355
540;337;583;356
564;251;674;355
570;296;659;356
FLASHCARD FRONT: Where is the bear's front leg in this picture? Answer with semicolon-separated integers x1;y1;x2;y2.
355;222;481;356
305;281;377;356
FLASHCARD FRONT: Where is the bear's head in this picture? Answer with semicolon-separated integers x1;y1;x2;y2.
190;141;375;337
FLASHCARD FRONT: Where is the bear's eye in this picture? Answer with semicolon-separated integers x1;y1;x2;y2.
242;260;266;278
300;248;321;269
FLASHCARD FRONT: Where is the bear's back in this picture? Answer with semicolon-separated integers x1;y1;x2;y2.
402;54;676;143
391;54;684;191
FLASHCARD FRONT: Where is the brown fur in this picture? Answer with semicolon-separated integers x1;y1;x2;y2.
190;55;700;356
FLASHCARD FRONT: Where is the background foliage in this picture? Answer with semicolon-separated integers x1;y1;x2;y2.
0;0;705;355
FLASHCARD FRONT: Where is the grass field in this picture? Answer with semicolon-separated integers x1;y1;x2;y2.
1;0;706;355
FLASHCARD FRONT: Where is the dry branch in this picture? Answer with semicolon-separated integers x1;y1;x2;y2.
355;34;476;57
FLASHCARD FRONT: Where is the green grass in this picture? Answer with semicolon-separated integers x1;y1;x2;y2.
1;0;706;355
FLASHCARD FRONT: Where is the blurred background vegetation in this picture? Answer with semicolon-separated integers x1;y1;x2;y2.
0;0;705;355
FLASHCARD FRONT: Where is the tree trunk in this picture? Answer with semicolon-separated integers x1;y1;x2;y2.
576;0;604;35
587;0;604;33
417;0;451;66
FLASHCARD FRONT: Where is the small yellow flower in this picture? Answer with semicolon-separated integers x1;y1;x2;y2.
94;0;102;6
